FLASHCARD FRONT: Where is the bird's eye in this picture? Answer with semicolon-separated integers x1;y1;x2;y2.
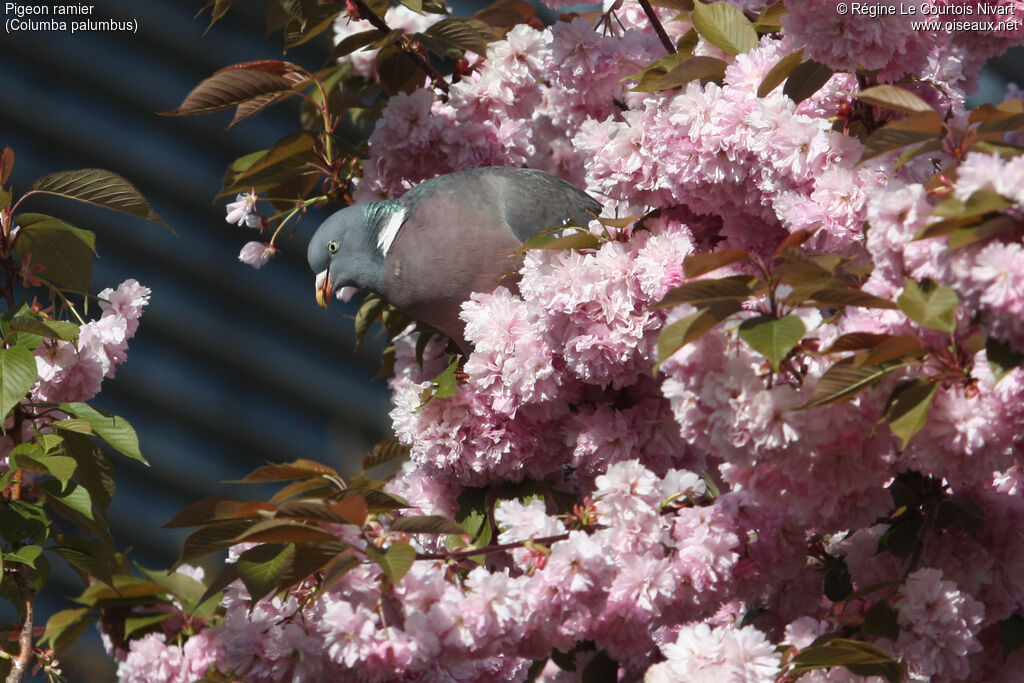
327;240;339;254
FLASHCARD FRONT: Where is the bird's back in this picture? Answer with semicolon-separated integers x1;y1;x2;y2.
399;167;600;241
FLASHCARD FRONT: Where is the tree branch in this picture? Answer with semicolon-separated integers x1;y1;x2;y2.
4;573;34;683
637;0;676;55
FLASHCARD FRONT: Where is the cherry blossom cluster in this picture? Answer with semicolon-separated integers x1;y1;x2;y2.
148;0;1024;680
31;279;151;404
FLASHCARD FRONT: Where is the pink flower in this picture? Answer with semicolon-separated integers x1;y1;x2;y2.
224;192;261;228
237;241;278;269
33;279;150;403
894;568;985;680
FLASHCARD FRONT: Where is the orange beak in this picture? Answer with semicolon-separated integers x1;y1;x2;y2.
315;270;332;309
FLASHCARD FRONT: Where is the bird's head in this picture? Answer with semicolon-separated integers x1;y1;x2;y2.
308;203;394;308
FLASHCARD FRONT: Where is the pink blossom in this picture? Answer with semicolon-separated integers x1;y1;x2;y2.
895;568;985;680
224;192;261;228
33;279;150;403
237;241;278;269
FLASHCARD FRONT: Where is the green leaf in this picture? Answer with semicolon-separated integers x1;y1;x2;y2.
276;497;368;526
0;500;50;544
878;515;922;560
9;317;79;341
363;438;410;471
932;188;1011;219
59;402;147;464
367;540;417;584
655;275;758;309
391;515;467;535
987;336;1023;384
432;359;459;399
977;112;1024;134
136;565;207;612
0;147;14;186
753;0;786;32
231;518;341;545
633;56;728;91
283;6;342;48
12;453;77;488
824;332;894;353
884;379;938;449
790;637;902;683
862;600;900;641
331;28;392;59
425;18;496;55
199;0;236;30
50;536;122;587
858;334;925;366
123;612;174;639
31;169;164;225
60;431;115;513
897;277;959;333
947;214;1017;250
937;496;984;535
5;545;43;568
41;480;94;520
0;346;37;421
221;131;318;196
337;487;408;511
801;287;898;310
999;613;1024;659
238;458;339;483
861;111;945;162
783;59;833;105
855;84;935;114
525;231;602;251
163;66;299;118
354;294;390;351
624;52;693;90
13;213;96;293
163;497;266;531
690;0;758;55
683;248;748;278
376;43;424;95
276;541;351;590
655;301;743;369
737;314;805;371
73;575;168;605
40;608;93;653
453;486;492;557
178;519;258;565
757;49;803;98
802;359;894;409
823;562;853;601
236;544;294;605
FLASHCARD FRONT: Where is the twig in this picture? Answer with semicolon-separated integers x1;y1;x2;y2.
416;532;572;561
637;0;676;55
347;0;450;95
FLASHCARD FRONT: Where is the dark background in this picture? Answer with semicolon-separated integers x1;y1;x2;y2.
0;1;1020;679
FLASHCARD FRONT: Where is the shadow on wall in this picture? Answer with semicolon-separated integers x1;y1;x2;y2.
0;1;393;680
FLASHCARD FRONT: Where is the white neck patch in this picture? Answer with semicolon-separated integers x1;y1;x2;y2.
375;207;406;256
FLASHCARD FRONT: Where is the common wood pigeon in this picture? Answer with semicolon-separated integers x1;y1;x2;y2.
309;166;601;352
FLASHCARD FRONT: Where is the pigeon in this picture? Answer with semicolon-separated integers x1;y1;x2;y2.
308;166;601;352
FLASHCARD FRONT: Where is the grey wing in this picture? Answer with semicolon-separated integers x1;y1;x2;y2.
490;168;602;242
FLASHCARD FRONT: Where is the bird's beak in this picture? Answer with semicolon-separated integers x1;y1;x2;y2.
315;269;332;309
